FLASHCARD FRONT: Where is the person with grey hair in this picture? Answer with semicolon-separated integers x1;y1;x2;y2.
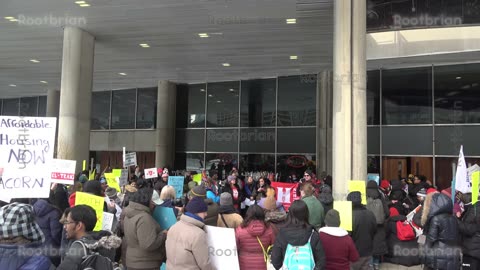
217;192;243;229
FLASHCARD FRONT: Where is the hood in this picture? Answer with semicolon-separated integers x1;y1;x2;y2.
319;227;348;237
265;210;287;223
281;225;316;246
33;199;56;216
390;179;403;192
218;204;237;214
125;184;137;193
245;220;267;237
160;199;174;208
124;201;151;218
366;188;381;200
421;192;452;226
83;234;122;250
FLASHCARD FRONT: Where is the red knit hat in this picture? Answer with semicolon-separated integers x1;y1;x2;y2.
380;180;390;189
427;188;438;194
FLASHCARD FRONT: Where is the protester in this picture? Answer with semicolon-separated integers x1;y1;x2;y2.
189;185;219;226
301;182;324;229
223;175;244;210
458;193;480;269
243;175;257;202
258;187;284;211
159;185;180;217
205;178;220;204
263;189;288;236
366;180;389;270
33;198;63;266
318;184;334;214
256;177;269;199
166;197;216;270
384;210;421;267
49;183;70;213
319;209;359;270
217;192;243;229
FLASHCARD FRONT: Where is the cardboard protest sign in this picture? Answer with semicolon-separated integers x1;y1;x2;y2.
50;159;76;185
205;226;240;270
102;212;114;231
104;173;121;192
472;172;480;205
144;168;158;179
153;206;177;230
118;169;128;187
0;116;57;201
367;173;380;185
124;152;137;167
334;201;353;231
192;174;202;184
270;182;299;211
75;192;105;231
348;180;367;205
112;169;122;178
168;176;185;198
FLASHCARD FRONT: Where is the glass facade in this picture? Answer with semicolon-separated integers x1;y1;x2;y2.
136;87;157;129
206;81;240;127
111;89;136;129
91;91;111;130
0;96;46;117
277;75;316;126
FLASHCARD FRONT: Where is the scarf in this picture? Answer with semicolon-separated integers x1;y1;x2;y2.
185;212;204;222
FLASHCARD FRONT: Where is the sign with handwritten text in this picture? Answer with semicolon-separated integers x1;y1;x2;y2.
50;159;76;185
75;192;105;231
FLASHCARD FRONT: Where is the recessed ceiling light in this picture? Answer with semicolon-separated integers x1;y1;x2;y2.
9;19;18;22
139;43;150;48
4;17;15;20
456;76;462;80
118;73;127;76
290;55;298;60
229;88;235;92
30;59;40;63
9;84;16;87
200;89;206;92
79;3;90;7
75;1;86;3
208;94;213;97
286;18;296;24
198;33;209;38
216;100;222;103
222;63;230;67
40;81;48;84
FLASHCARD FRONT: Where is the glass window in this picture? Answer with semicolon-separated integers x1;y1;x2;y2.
434;63;480;124
175;153;205;172
382;126;432;155
91;91;111;130
367;70;380;125
240;128;275;153
277;75;316;126
38;96;47;117
240;79;276;127
175;129;205;152
277;128;315;154
382;156;433;184
2;98;19;116
207;81;240;127
382;67;432;125
177;84;206;128
368;156;380;174
111;89;136;129
435;126;480;156
19;97;38;116
435;157;480;191
206;153;238;180
277;154;316;182
368;127;380;155
136;87;157;129
239;154;275;173
206;129;238;152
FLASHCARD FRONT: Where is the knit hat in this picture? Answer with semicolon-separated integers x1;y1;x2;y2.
324;209;341;227
347;191;362;206
185;196;208;214
220;192;233;206
0;203;45;243
416;188;427;198
105;187;117;199
390;190;404;201
78;174;88;184
100;178;107;184
191;186;207;198
380;180;390;190
188;180;198;191
227;175;236;182
151;190;163;205
367;180;378;189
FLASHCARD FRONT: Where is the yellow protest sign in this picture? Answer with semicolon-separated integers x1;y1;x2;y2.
334;201;352;231
472;172;480;205
193;174;202;184
83;160;86;171
104;173;121;192
89;169;96;180
348;180;367;205
75;192;104;231
112;169;122;178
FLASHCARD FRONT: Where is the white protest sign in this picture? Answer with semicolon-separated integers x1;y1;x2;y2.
102;212;114;231
51;159;76;185
144;168;158;179
205;225;240;270
0;116;56;199
118;169;128;186
124;152;137;167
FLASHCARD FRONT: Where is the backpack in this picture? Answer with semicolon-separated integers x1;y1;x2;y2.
282;231;315;270
396;221;415;241
75;240;119;270
366;197;385;225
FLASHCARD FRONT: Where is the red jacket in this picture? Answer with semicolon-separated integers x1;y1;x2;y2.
235;220;275;270
319;227;359;270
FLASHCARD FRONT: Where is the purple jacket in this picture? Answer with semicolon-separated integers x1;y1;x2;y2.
33;199;63;248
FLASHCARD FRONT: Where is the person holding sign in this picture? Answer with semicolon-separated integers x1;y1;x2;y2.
458;192;480;269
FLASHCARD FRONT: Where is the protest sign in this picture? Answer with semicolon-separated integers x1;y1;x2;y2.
367;173;380;185
0;116;57;200
153;206;177;230
270;182;299;211
192;174;202;184
112;169;122;178
124;152;137;167
75;192;105;231
168;176;185;198
348;180;367;205
144;168;158;179
102;212;114;231
334;201;353;231
88;169;96;180
50;159;76;185
104;173;121;192
205;225;240;270
118;169;128;186
473;172;480;205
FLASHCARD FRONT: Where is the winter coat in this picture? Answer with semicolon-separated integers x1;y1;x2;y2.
206;189;220;204
421;193;461;270
217;205;243;229
235;220;276;270
0;240;52;270
166;214;216;270
49;184;70;212
123;202;167;269
204;198;219;227
384;215;421;266
366;187;389;256
159;199;179;217
265;210;288;236
408;182;430;208
302;195;325;229
271;224;326;270
458;202;480;260
33;199;62;248
224;184;245;210
350;205;377;257
319;227;359;270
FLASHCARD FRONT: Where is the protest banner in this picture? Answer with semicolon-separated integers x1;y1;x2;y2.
348;180;367;205
50;159;76;185
192;174;202;184
153;206;177;230
102;212;114;231
270;182;299;211
472;171;480;205
205;225;240;270
88;169;96;180
334;201;353;231
455;145;469;194
144;168;158;179
118;169;128;187
124;152;137;167
112;169;122;178
168;176;185;198
0;116;57;201
104;173;121;192
75;192;104;231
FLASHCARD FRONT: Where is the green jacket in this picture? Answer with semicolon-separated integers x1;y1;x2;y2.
302;195;325;229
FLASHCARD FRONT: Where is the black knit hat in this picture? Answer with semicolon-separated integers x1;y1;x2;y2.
347;191;362;206
324;209;341;227
186;196;208;214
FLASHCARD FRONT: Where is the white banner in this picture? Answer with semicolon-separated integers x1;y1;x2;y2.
205;225;240;270
51;159;76;185
455;145;469;193
144;168;158;179
0;117;57;201
102;212;114;231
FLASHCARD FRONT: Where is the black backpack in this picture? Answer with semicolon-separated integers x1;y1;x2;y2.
75;240;119;270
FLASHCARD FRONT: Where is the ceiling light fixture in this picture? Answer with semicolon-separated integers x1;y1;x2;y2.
118;72;127;76
200;89;206;92
139;43;150;48
9;84;16;87
216;100;222;103
75;1;86;3
4;17;15;20
222;63;230;67
79;3;90;7
208;94;213;97
9;19;18;22
290;55;298;60
456;76;462;80
286;18;296;24
229;88;235;92
198;33;209;38
30;59;40;63
40;81;48;84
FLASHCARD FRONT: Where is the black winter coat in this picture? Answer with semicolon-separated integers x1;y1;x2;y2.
271;224;325;270
366;187;389;256
458;202;480;260
422;193;461;270
384;215;421;266
350;205;377;257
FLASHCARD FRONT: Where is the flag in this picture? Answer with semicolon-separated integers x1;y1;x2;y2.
455;145;469;193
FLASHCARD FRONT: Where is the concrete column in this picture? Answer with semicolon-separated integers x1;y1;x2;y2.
57;27;95;173
332;0;367;199
46;89;60;118
316;70;333;176
155;81;176;168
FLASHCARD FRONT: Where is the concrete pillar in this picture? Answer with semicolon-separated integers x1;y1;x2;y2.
316;70;333;176
57;27;95;173
46;89;60;118
332;0;367;199
155;81;176;168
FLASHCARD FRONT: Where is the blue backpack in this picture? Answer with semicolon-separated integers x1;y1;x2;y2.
282;231;315;270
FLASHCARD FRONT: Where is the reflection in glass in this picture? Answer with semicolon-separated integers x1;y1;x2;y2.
175;129;205;152
38;96;47;117
91;91;111;130
206;153;238;180
434;126;480;156
368;156;380;174
277;128;315;154
382;126;432;155
277;154;316;182
382;67;432;125
136;87;157;129
111;89;136;129
19;97;38;116
206;129;238;152
240;128;275;153
207;81;240;127
239;154;275;173
367;70;380;125
240;79;276;127
277;75;316;126
187;153;204;172
177;84;206;128
2;98;19;116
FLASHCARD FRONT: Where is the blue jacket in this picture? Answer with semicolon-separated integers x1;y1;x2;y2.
0;242;52;270
206;189;220;204
33;199;63;248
